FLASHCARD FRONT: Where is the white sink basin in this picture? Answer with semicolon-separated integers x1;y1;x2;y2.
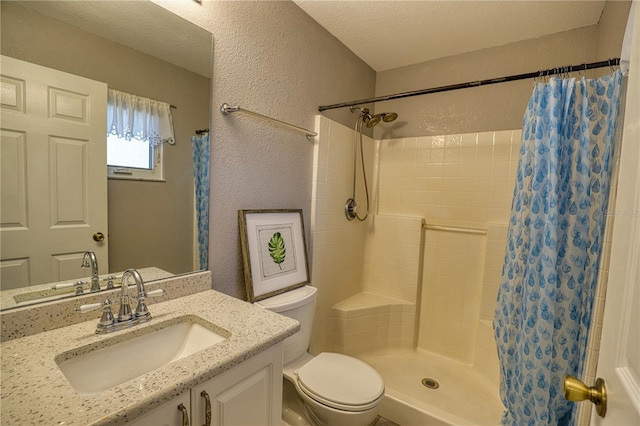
55;315;229;394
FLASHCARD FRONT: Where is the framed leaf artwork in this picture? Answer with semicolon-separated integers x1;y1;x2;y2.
239;209;310;302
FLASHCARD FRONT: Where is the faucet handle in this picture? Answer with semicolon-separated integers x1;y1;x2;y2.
52;280;84;290
74;280;87;295
76;298;115;313
76;302;102;313
77;299;117;332
135;288;165;318
145;289;165;298
102;275;119;289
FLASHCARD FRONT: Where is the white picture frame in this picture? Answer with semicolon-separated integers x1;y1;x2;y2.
239;209;309;302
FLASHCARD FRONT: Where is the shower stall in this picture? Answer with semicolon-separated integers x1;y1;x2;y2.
310;114;516;424
309;87;624;424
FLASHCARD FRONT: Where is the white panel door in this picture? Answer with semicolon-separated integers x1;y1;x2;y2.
0;55;108;289
591;5;640;425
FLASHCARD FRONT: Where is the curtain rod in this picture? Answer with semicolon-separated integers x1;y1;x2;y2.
318;58;620;112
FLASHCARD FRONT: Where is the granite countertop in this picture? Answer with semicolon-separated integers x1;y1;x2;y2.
0;289;300;425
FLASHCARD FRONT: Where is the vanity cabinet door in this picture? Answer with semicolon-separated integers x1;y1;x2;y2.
191;343;283;426
129;392;191;426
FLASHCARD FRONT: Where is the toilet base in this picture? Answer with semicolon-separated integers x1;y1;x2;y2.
283;378;311;426
282;377;380;426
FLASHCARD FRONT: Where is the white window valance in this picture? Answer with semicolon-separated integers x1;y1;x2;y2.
107;89;175;145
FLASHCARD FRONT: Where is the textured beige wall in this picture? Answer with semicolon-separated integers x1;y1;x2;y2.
373;1;632;140
1;3;210;275
155;1;377;298
373;26;599;139
596;1;633;60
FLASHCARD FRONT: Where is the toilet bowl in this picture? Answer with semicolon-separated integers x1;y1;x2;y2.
283;351;384;426
256;286;384;426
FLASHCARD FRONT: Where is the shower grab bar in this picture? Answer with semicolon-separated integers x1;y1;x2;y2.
422;222;487;235
220;103;317;140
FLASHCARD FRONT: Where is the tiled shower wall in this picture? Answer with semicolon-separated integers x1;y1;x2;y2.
420;229;486;362
362;214;423;302
311;119;523;359
311;116;423;355
377;130;521;227
327;214;423;355
329;293;416;356
309;116;374;354
377;130;521;363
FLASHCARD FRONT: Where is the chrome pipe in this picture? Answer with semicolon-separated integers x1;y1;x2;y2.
220;103;317;139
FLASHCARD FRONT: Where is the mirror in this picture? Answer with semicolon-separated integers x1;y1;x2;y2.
0;1;212;310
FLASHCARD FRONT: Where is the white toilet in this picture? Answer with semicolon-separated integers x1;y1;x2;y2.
256;285;384;426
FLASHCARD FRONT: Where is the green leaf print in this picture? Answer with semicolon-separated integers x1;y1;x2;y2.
268;232;286;269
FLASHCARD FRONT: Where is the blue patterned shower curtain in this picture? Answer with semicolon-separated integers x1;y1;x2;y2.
192;133;210;271
494;69;622;426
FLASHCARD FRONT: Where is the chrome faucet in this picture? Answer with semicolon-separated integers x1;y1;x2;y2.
119;268;152;321
81;251;101;292
76;268;164;334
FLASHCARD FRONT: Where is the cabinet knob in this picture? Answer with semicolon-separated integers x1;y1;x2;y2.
178;403;190;426
564;375;607;417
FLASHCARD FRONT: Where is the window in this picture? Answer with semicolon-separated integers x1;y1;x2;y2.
107;133;164;180
106;89;174;181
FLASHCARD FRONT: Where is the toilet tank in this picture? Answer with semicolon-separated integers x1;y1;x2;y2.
256;286;317;364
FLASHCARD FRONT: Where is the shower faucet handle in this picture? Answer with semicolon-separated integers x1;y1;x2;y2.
345;198;359;221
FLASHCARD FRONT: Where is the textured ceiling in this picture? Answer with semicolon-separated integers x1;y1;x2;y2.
294;0;607;72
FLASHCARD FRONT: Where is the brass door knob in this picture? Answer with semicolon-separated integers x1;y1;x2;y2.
93;232;105;242
564;375;607;418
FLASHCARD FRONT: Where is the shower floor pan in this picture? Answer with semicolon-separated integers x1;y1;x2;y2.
358;349;503;426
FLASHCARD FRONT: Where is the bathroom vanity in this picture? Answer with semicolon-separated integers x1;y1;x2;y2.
0;280;299;425
130;344;283;426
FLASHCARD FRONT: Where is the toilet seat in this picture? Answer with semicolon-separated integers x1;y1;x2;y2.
296;353;384;412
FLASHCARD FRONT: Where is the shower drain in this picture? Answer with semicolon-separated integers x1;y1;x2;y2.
421;378;440;389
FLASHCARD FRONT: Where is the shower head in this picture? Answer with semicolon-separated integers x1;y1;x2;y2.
350;106;398;128
350;106;378;127
365;115;381;128
364;112;398;127
381;112;398;122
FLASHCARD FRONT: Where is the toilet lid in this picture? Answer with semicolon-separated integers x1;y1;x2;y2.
297;353;384;409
